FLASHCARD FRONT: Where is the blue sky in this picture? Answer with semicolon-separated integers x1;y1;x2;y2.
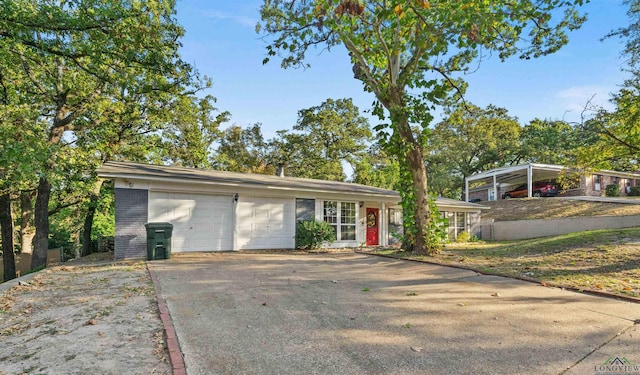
176;1;631;139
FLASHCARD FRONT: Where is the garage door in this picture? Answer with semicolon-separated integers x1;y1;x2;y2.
236;197;295;250
149;192;233;252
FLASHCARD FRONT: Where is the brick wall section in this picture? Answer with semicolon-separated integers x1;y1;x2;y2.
115;188;148;260
467;191;487;202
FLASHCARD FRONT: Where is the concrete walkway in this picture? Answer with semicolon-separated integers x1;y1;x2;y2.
149;252;639;375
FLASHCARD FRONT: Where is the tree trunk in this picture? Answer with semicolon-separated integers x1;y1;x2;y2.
0;193;17;281
81;180;105;257
405;145;429;253
391;109;430;254
20;190;36;255
31;177;51;270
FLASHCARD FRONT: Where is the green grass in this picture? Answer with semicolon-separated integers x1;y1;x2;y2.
375;228;640;299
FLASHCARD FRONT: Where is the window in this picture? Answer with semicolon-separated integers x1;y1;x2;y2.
324;201;356;241
323;201;338;237
594;175;602;191
441;211;467;240
296;199;315;222
455;212;466;237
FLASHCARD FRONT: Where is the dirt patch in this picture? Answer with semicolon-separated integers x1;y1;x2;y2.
0;261;170;375
482;198;640;221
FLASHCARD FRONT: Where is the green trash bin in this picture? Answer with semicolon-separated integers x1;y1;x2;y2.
145;222;173;260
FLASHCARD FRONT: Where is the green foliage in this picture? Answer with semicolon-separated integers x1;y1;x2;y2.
214;123;273;174
423;196;449;253
427;103;521;196
352;144;400;190
92;184;115;240
162;95;230;168
518;119;581;165
630;186;640;196
456;231;471;243
574;1;640;170
0;0;208;268
48;212;77;253
295;219;336;250
605;184;621;197
268;98;372;181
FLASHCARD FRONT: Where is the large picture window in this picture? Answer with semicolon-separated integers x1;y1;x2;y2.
324;201;356;241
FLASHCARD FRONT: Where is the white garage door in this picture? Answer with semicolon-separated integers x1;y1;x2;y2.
236;197;295;250
149;192;233;252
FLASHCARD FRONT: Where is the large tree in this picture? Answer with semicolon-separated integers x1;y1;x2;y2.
214;123;274;174
0;0;195;269
573;0;640;170
427;104;521;197
352;143;400;190
0;102;49;279
259;0;587;254
270;98;372;180
516;118;580;165
162;95;230;168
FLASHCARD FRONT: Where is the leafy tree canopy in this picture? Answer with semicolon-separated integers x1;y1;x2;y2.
516;118;580;165
574;0;640;171
214;123;273;174
271;98;372;181
426;103;520;198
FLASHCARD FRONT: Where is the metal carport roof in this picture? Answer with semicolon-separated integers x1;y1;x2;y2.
464;163;566;201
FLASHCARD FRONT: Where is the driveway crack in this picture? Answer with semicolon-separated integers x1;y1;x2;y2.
559;320;638;374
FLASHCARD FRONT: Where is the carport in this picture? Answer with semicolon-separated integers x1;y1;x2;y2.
465;163;565;201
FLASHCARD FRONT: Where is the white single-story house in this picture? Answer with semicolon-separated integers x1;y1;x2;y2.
98;161;487;259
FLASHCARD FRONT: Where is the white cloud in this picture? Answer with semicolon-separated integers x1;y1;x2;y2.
556;85;614;109
554;85;616;121
204;10;256;28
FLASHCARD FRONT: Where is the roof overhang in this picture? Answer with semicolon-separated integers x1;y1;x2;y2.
98;161;401;200
466;163;640;188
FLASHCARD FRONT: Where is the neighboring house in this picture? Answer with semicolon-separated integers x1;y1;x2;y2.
98;161;486;260
465;163;640;202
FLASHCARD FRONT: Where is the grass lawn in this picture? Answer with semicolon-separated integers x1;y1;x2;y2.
374;227;640;300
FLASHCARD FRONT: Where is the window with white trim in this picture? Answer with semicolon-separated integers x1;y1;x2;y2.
594;175;602;191
324;201;357;241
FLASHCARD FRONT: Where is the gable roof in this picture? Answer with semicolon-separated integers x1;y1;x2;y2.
98;161;400;198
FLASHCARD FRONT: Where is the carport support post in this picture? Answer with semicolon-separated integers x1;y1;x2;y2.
527;164;533;198
381;202;386;246
465;178;469;202
492;175;497;201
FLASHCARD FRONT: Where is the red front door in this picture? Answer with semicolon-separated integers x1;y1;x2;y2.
366;208;379;246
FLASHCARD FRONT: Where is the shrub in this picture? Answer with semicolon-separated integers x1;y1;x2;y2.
630;186;640;196
605;184;620;197
295;219;336;250
456;231;471;243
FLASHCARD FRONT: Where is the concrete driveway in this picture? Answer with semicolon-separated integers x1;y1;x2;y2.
149;252;639;375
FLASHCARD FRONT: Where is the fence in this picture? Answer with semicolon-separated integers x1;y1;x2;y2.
481;215;640;241
0;248;63;281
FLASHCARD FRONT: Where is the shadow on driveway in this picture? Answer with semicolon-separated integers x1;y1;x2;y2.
149;252;639;375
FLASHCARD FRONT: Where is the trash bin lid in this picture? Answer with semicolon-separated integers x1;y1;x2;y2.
145;222;173;229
